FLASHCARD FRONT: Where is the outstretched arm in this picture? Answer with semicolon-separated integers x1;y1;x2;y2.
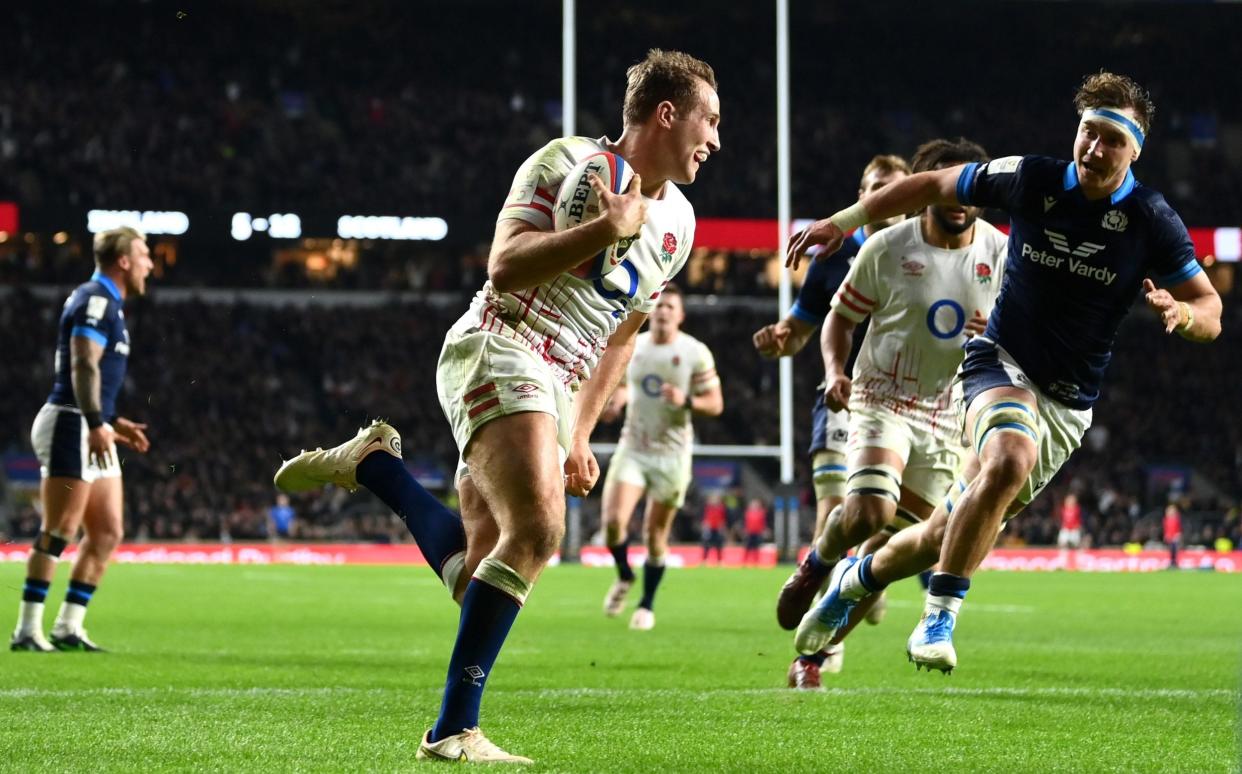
787;166;965;269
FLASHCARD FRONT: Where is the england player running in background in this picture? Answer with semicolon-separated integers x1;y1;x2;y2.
599;283;722;631
752;155;909;688
275;50;719;763
13;226;153;652
791;137;1006;661
788;72;1221;673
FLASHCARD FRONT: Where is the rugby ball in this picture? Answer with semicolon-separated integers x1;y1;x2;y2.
554;152;638;279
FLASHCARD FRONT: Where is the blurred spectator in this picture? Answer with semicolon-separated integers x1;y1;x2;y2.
701;492;726;563
1164;503;1183;569
268;493;295;541
743;498;767;565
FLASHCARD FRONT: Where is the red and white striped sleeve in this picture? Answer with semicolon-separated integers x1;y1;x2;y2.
830;237;880;323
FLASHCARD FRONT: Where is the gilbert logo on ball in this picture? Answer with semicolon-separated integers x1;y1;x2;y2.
554;152;637;279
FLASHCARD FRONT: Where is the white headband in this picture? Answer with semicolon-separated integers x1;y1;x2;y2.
1081;107;1145;157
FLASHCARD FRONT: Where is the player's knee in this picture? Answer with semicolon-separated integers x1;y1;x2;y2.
86;523;124;555
842;495;892;535
515;517;565;564
979;448;1036;494
32;531;70;558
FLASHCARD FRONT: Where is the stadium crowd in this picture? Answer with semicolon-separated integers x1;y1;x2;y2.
2;2;1240;225
1;289;1237;549
1;0;1239;550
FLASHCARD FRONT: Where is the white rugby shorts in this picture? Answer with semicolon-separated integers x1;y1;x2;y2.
30;404;121;482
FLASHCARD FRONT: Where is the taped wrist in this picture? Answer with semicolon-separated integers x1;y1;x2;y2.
828;201;870;233
1176;302;1194;332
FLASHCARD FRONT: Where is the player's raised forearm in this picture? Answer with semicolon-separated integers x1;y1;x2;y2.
488;217;622;294
820;310;856;382
854;166;963;226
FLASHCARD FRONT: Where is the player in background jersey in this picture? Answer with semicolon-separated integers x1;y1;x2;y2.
598;283;722;631
752;156;909;688
791;137;1006;664
788;72;1221;673
1056;492;1083;567
1163;503;1182;569
12;227;153;652
274;50;720;763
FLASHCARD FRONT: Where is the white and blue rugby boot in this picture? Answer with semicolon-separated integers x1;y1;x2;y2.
793;556;859;655
907;608;957;674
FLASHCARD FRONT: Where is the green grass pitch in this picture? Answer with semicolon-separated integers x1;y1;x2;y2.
1;563;1239;772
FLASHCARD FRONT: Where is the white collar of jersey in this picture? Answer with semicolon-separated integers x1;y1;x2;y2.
1063;162;1137;205
90;270;122;301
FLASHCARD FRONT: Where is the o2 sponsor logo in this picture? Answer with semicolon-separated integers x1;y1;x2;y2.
926;299;966;339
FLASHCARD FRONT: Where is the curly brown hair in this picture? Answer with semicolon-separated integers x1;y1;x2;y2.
623;49;717;126
1073;71;1155;135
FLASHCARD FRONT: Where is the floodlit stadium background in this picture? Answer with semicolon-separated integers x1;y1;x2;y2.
0;0;1238;569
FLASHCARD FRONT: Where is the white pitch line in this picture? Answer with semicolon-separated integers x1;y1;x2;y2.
883;599;1036;614
0;685;1231;701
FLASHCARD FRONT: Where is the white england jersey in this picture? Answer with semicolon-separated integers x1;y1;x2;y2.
831;217;1007;434
618;330;718;455
452;136;696;390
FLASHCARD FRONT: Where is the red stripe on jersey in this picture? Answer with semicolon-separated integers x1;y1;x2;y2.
692;369;717;382
467;396;501;419
507;201;553;218
835;292;869;316
534;187;555;204
843;282;876;306
463;382;497;403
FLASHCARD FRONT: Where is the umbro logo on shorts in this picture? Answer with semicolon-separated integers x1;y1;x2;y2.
512;383;538;394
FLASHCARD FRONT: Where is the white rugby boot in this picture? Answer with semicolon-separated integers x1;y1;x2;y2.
603;579;633;617
793;556;858;655
416;727;532;764
629;607;655;631
274;420;401;493
907;608;957;674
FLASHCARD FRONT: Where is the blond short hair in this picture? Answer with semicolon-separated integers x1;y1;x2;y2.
623;49;717;126
93;226;146;268
860;154;912;187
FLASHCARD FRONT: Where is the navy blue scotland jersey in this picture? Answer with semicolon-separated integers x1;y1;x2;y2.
47;272;130;419
957;156;1201;409
791;230;865;455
